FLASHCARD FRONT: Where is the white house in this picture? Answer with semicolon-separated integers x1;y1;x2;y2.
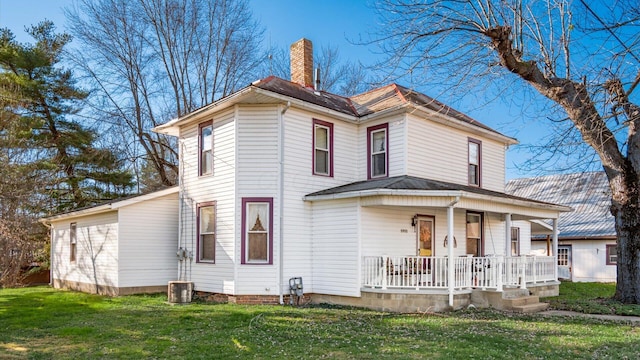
41;187;179;295
152;38;569;311
43;39;571;312
507;172;617;283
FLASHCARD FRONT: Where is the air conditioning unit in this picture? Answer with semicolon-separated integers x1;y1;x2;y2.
168;281;193;304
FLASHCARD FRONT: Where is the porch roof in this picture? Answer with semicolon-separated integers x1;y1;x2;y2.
304;175;571;217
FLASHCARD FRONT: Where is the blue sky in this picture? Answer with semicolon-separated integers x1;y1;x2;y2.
0;0;556;180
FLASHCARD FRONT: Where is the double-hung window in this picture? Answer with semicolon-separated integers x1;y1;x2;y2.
241;198;273;264
197;202;216;263
510;227;520;256
313;119;333;176
468;138;481;186
606;244;617;265
199;121;213;176
368;123;388;179
70;222;77;262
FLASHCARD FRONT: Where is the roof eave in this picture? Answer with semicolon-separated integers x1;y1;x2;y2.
39;187;179;224
152;86;256;136
304;188;571;212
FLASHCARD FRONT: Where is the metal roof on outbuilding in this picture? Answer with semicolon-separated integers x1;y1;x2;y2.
506;172;615;239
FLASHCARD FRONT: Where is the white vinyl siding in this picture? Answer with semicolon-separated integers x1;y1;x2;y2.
280;108;359;295
311;199;360;297
406;114;506;192
50;212;119;290
118;193;179;287
235;105;280;294
179;108;236;293
531;239;616;282
361;207;471;258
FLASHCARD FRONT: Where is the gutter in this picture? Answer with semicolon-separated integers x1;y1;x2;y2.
303;189;572;212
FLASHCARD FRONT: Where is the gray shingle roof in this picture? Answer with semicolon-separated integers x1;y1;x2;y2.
506;172;615;239
306;175;558;207
253;77;506;137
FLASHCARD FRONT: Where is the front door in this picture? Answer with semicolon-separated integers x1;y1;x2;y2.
557;245;572;280
417;217;434;256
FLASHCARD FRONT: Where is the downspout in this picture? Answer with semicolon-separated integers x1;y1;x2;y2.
177;139;185;280
278;102;290;304
504;213;512;257
447;196;460;308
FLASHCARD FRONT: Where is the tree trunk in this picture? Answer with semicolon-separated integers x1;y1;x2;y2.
611;173;640;303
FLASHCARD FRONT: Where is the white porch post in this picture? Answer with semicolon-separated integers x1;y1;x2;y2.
505;213;512;256
447;205;455;308
552;218;559;280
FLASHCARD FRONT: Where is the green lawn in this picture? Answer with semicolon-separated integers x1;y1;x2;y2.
0;285;639;359
549;281;640;316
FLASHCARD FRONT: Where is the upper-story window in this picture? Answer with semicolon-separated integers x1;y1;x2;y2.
368;123;388;179
313;119;333;177
199;121;213;176
468;138;481;186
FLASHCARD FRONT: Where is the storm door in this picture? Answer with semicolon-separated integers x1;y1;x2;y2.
557;245;572;279
417;217;435;256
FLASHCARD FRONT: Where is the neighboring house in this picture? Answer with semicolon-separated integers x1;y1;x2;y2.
41;187;179;295
42;39;570;312
507;172;617;283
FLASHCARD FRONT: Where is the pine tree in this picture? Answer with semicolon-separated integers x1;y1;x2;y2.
0;21;133;213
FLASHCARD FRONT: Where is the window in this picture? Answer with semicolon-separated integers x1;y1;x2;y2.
199;121;213;176
368;123;388;179
466;212;483;256
70;222;77;262
197;202;216;263
468;139;481;186
606;244;617;265
241;198;273;264
313;119;333;176
557;247;569;266
510;227;520;256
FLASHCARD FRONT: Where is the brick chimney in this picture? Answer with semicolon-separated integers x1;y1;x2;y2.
290;38;313;87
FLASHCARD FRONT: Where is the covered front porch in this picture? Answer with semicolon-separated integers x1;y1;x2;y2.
362;255;557;291
305;176;571;310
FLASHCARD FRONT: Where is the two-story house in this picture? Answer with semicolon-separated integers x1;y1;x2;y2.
43;39;570;312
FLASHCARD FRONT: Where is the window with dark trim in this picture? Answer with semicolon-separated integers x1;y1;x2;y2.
313;119;333;176
468;138;481;187
197;202;216;263
199;121;213;176
241;198;273;265
510;227;520;256
70;222;77;262
466;212;483;257
368;123;388;179
606;244;617;265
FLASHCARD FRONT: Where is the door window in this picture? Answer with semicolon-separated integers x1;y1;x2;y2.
417;217;434;256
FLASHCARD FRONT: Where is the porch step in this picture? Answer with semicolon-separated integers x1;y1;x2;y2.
512;302;550;313
503;295;549;313
504;295;540;307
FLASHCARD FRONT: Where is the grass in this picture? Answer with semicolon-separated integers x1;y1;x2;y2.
549;281;640;316
0;285;638;359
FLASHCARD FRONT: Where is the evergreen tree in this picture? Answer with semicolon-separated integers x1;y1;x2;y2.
0;21;133;213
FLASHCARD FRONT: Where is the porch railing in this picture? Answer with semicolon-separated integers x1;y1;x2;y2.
362;255;556;291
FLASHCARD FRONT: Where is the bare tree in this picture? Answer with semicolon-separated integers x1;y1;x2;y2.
372;0;640;303
65;0;264;190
